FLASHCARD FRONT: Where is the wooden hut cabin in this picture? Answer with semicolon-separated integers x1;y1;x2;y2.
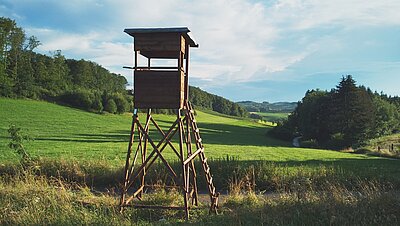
124;27;198;109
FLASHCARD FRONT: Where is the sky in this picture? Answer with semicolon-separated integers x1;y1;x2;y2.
1;0;400;102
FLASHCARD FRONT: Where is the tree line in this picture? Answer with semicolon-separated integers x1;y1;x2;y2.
150;87;248;117
0;17;246;117
0;17;130;114
270;75;400;149
237;101;297;113
189;86;247;117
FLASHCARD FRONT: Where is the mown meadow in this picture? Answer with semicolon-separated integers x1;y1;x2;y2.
1;98;399;225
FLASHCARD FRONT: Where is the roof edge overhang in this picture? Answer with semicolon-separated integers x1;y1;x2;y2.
124;27;198;47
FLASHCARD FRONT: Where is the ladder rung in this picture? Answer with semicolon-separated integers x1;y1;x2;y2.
187;102;218;202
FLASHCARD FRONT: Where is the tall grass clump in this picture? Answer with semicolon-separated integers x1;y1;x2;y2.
0;173;128;225
2;156;397;194
0;158;399;225
196;179;400;226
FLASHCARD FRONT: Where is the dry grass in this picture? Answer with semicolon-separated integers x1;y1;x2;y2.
0;162;399;225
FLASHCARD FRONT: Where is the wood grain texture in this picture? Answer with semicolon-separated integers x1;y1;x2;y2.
135;33;181;52
134;70;184;109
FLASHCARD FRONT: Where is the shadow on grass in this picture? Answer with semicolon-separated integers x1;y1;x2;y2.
0;156;399;193
197;122;288;147
33;133;129;143
28;119;290;147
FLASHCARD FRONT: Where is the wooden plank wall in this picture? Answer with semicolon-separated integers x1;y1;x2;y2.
135;33;182;52
134;70;184;109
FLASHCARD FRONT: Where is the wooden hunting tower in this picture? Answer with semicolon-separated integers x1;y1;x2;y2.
119;27;219;219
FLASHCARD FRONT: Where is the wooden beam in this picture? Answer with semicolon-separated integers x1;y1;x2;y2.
136;66;180;70
178;110;190;220
183;147;203;165
150;117;181;159
136;122;178;179
120;112;138;209
124;184;145;205
124;204;186;210
125;119;179;189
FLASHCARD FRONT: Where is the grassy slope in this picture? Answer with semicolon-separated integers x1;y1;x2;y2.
0;98;399;180
1;98;400;225
362;134;400;158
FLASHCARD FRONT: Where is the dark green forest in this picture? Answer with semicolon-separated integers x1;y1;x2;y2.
0;17;246;117
271;75;400;149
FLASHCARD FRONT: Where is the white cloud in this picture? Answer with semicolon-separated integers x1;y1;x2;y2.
17;0;400;87
271;0;400;29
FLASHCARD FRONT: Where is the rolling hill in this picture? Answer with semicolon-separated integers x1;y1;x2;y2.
237;101;297;113
1;97;398;182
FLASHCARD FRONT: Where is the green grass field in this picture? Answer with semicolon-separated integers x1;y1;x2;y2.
1;98;399;181
1;98;400;225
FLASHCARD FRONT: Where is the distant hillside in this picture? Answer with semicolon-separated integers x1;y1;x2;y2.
189;87;247;117
237;101;297;113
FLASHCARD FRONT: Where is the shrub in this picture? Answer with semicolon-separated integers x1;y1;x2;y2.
104;99;117;114
58;89;94;110
91;94;103;113
301;139;318;148
325;133;347;150
249;113;262;120
268;122;294;141
7;125;32;168
113;93;129;114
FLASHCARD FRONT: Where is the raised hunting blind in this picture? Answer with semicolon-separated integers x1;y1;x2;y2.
119;27;219;219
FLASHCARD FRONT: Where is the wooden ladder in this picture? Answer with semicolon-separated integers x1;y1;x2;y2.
185;102;219;213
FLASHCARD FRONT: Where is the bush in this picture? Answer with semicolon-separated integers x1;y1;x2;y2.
249;113;262;120
7;125;33;169
301;139;318;148
268;122;294;141
104;99;117;114
91;92;103;113
91;97;103;113
112;93;129;114
325;133;348;150
58;90;94;110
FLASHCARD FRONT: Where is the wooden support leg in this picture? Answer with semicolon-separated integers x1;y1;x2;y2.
189;161;199;206
183;112;199;206
120;109;138;211
139;109;151;198
178;109;189;220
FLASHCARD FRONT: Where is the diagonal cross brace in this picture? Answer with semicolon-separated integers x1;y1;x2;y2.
125;118;180;191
